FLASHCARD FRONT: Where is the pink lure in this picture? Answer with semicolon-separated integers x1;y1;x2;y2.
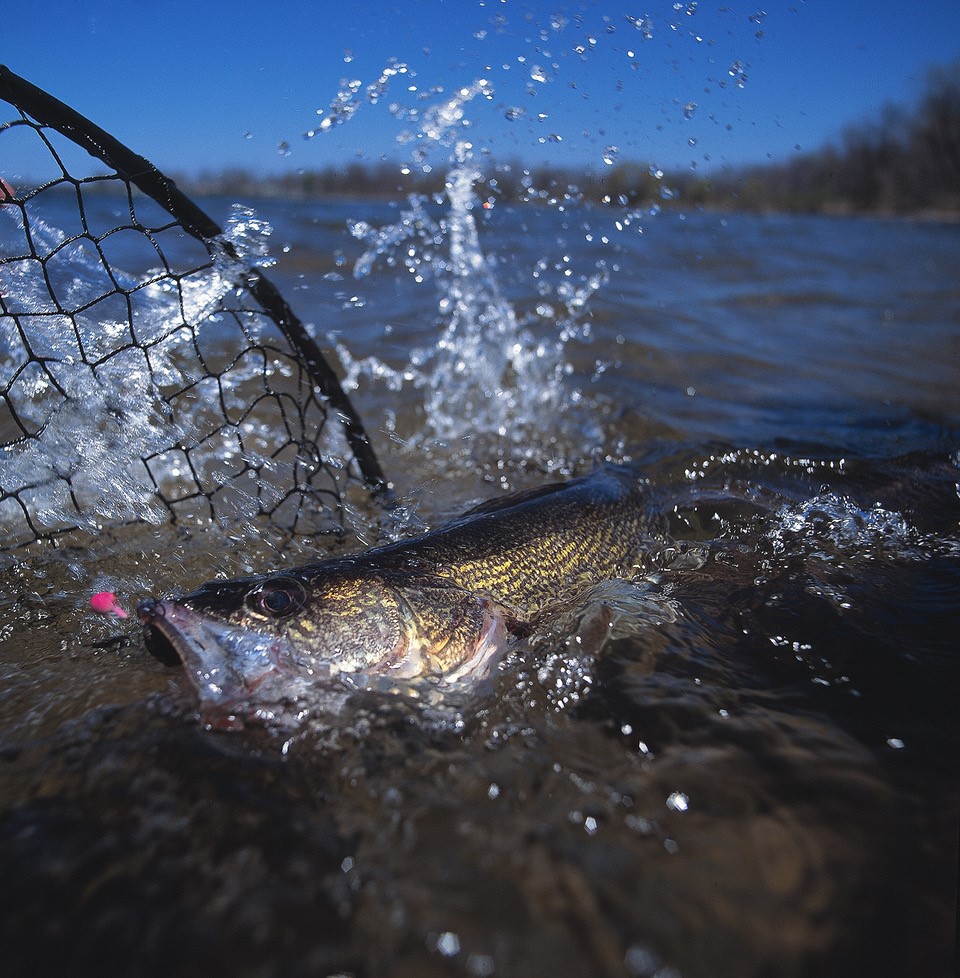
90;591;128;618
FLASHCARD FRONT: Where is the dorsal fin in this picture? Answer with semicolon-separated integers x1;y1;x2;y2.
457;479;572;519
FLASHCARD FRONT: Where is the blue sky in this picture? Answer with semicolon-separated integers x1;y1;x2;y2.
3;0;959;181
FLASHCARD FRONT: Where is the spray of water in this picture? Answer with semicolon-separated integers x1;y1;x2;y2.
0;204;293;535
333;78;608;472
302;6;761;474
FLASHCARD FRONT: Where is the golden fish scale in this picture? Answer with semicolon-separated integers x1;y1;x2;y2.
411;478;649;621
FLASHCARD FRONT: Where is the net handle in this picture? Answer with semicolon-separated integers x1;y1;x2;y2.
0;63;389;496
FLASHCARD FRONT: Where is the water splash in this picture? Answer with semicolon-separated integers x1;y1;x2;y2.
0;205;287;535
424;146;582;454
298;16;762;472
304;60;414;139
341;144;604;470
329;69;607;471
418;79;494;144
766;492;960;563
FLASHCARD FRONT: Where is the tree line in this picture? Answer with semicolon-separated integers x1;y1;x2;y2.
672;61;960;214
182;61;960;216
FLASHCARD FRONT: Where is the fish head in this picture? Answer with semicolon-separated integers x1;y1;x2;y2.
137;573;309;727
138;562;511;725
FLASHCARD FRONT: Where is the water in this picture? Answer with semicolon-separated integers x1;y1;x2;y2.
1;191;958;977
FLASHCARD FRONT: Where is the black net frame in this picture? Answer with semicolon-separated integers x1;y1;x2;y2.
0;65;387;550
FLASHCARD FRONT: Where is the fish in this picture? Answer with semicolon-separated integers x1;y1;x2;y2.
137;465;657;725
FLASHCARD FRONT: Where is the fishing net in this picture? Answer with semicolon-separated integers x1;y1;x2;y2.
0;65;386;551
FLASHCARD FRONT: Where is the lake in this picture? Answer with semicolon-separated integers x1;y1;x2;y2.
1;191;958;977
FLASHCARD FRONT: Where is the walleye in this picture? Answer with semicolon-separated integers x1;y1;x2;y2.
138;465;655;724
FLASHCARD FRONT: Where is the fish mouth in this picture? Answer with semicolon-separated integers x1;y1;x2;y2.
139;599;186;666
137;597;293;728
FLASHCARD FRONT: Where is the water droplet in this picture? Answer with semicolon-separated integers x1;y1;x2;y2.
504;106;526;121
276;141;291;157
343;49;354;63
530;65;548;83
729;60;748;87
436;932;461;957
626;14;654;38
467;953;496;977
602;146;619;165
666;791;689;811
886;737;905;749
683;101;697;120
242;131;253;139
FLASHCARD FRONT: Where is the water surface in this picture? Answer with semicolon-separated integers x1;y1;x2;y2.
1;200;958;977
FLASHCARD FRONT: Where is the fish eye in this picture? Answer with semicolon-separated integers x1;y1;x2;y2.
246;577;306;619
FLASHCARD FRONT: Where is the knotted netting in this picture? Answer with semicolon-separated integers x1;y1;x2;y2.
0;65;386;551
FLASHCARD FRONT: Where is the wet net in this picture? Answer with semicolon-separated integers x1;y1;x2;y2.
0;65;386;550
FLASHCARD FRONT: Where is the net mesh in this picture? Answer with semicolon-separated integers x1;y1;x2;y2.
0;66;386;550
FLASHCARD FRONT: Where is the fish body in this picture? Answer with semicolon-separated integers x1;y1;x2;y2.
138;465;655;723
